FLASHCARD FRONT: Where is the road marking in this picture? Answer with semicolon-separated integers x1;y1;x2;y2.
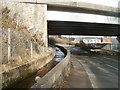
97;66;110;74
91;56;118;71
75;54;119;88
106;64;118;70
103;57;118;63
83;58;111;74
84;67;96;88
77;59;99;88
82;57;118;71
81;56;103;65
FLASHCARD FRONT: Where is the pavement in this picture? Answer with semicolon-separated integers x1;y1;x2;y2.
61;46;119;88
61;55;92;88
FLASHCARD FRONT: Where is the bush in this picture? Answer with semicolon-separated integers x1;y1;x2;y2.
75;42;90;51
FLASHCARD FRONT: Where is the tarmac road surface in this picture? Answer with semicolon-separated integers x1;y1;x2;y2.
64;46;119;88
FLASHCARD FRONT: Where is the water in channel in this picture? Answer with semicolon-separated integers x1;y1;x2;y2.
4;47;65;89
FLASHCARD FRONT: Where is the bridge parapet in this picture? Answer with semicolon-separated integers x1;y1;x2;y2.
2;0;119;17
47;2;118;12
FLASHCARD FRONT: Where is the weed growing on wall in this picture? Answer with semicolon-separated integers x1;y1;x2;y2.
1;7;27;31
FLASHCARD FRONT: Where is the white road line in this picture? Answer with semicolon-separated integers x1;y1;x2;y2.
103;57;118;63
83;59;111;74
83;66;96;88
106;64;118;70
90;56;118;71
76;55;119;88
97;67;111;74
77;59;99;88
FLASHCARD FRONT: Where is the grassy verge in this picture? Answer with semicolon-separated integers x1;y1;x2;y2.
100;49;120;61
106;55;120;61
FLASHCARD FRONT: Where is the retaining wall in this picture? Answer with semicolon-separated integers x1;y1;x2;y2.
1;48;55;89
31;45;71;88
0;2;50;89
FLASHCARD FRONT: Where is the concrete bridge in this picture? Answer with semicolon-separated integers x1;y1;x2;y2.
0;0;119;62
0;0;119;64
4;0;119;16
4;0;119;36
0;1;120;89
46;2;119;36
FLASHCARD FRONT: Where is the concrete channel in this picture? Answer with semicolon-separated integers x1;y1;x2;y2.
3;46;70;89
31;45;71;88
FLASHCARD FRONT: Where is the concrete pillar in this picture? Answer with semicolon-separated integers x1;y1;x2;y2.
117;36;120;43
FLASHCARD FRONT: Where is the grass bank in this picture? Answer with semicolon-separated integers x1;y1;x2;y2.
106;55;120;61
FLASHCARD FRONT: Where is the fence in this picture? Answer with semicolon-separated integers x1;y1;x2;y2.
0;28;55;89
102;43;120;52
0;28;49;65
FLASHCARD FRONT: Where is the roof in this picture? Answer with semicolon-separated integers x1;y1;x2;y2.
82;37;102;39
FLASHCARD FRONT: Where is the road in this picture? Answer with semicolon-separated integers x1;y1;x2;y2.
64;46;119;88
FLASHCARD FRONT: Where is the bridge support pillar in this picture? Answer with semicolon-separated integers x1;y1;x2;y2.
117;36;120;43
1;2;48;47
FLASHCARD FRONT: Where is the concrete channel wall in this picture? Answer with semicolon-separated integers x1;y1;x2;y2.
31;46;71;88
1;48;55;88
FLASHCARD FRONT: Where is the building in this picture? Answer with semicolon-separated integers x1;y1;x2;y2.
83;37;102;44
102;37;112;44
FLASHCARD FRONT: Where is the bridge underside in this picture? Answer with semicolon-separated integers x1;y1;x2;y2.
48;21;119;36
48;5;118;17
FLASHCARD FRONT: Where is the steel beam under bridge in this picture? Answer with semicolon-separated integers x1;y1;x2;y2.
48;21;119;36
